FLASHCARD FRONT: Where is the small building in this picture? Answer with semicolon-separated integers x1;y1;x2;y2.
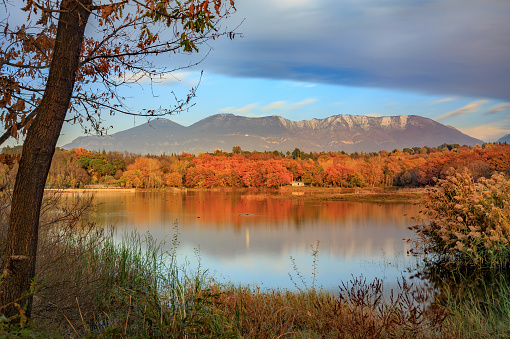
291;181;305;187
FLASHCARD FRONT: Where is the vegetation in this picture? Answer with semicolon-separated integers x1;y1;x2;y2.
2;174;510;337
0;0;238;318
410;168;510;268
2;142;508;190
0;190;452;338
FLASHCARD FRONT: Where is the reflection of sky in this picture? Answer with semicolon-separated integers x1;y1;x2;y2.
85;190;421;290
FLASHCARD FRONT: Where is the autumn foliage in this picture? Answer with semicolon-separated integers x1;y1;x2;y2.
2;143;508;190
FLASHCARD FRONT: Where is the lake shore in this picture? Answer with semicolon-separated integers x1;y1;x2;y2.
49;185;425;203
277;186;425;202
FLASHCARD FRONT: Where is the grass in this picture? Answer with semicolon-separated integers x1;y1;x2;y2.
1;226;452;337
212;276;451;338
1;186;510;338
417;265;510;338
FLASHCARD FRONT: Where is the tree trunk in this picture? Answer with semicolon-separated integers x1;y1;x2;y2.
0;0;91;318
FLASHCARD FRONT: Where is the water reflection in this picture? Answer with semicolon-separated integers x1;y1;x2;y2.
76;190;421;289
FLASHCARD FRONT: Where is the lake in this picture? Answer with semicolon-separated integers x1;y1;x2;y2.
81;189;421;291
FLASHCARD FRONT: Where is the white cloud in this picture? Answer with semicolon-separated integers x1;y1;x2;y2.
484;102;510;115
119;71;194;86
291;82;317;88
295;98;317;107
460;125;510;142
261;101;287;112
220;103;259;115
436;100;490;120
261;98;317;113
431;97;458;104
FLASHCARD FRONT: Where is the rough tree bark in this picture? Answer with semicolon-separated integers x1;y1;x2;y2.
0;0;92;318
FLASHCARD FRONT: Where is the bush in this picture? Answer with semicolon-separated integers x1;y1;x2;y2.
410;168;510;268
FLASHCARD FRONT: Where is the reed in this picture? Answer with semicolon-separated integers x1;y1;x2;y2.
212;276;451;338
409;168;510;269
421;267;510;339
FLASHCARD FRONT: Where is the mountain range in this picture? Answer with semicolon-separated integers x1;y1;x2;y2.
497;134;510;143
62;114;484;154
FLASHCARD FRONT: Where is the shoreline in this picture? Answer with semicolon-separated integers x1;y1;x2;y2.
47;186;425;203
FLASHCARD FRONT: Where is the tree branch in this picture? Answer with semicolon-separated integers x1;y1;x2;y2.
89;0;128;11
0;61;49;70
0;110;37;146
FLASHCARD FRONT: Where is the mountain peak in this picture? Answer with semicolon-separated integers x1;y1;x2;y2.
62;113;484;154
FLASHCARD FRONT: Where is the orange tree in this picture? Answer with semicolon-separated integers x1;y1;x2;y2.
0;0;237;318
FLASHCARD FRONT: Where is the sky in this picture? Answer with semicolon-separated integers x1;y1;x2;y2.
3;0;510;146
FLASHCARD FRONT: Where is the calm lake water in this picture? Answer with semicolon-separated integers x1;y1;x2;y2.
82;190;422;290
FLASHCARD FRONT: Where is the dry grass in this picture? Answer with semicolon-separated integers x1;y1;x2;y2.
211;276;451;338
0;188;110;335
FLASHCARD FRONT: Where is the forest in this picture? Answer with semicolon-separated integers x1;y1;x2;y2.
1;143;509;189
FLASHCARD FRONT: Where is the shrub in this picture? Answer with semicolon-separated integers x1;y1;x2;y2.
410;168;510;268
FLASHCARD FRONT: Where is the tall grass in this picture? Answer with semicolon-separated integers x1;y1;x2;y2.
77;226;237;338
444;274;510;338
0;189;236;337
4;183;509;338
418;265;510;338
212;276;451;338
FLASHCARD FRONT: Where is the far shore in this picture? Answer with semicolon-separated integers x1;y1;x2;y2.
46;185;425;203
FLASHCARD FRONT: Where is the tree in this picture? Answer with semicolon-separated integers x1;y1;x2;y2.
291;147;302;159
0;0;237;317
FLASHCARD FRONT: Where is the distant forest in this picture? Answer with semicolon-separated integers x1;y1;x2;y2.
1;143;509;189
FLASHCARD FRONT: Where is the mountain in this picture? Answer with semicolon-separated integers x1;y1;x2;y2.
62;114;484;154
497;134;510;143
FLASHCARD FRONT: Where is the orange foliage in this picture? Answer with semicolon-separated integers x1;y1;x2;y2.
47;143;510;189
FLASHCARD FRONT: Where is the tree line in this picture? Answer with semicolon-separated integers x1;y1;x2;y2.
2;143;508;189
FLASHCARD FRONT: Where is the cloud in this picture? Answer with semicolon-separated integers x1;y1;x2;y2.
220;103;259;115
261;101;287;112
294;98;317;109
202;0;510;100
460;124;510;142
432;97;459;104
436;100;490;121
484;102;510;115
261;98;317;113
291;82;317;88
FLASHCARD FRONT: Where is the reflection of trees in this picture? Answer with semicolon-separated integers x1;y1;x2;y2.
91;191;419;230
86;191;419;259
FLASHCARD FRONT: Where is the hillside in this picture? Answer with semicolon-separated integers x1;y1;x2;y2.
62;114;484;154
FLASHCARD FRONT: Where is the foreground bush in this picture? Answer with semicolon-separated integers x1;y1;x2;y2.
410;168;510;268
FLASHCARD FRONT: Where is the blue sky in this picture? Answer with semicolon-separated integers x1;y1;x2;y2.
3;0;510;146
